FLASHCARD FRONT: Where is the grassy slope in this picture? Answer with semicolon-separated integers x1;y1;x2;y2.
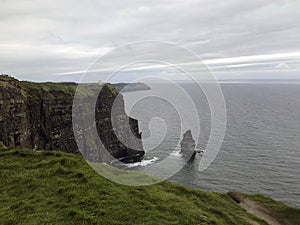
236;192;300;225
1;148;298;225
0;148;266;225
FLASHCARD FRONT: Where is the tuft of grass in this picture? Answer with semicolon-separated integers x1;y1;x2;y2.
0;148;296;225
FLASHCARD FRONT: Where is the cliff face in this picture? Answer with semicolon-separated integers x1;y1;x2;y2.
0;75;144;162
113;83;151;92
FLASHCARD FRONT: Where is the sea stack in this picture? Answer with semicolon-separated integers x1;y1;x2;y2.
180;130;196;158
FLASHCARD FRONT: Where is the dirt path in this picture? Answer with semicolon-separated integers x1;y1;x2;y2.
228;193;286;225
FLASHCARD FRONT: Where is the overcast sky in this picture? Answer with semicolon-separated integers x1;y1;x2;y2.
0;0;300;82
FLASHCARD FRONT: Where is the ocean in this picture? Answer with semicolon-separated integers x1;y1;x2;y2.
122;83;300;207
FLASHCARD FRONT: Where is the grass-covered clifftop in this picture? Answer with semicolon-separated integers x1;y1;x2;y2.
2;147;299;225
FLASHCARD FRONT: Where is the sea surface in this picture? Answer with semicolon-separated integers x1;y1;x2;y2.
122;83;300;207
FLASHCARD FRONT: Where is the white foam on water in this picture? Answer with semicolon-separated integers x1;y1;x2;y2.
170;150;182;157
125;157;159;168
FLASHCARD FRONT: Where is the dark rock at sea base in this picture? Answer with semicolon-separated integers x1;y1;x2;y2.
110;152;145;168
180;130;196;158
180;130;196;151
119;152;145;163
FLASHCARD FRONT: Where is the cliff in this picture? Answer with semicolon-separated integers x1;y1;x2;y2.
0;75;144;163
113;82;151;92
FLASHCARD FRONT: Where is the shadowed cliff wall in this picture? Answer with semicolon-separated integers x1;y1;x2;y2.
0;75;144;162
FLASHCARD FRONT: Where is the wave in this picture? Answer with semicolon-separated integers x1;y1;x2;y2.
125;157;159;168
170;150;182;157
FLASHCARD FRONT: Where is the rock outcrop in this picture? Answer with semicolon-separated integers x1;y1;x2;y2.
180;130;195;151
0;75;144;163
180;130;196;158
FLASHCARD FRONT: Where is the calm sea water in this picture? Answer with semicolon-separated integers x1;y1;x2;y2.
122;83;300;207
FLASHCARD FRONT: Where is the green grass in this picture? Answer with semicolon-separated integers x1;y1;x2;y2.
20;81;77;98
105;83;119;96
0;74;120;100
0;148;267;225
0;74;16;82
236;192;300;225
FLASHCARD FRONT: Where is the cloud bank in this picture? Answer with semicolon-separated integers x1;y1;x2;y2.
0;0;299;81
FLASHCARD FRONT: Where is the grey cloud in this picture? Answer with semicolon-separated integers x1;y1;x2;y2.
0;0;299;81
